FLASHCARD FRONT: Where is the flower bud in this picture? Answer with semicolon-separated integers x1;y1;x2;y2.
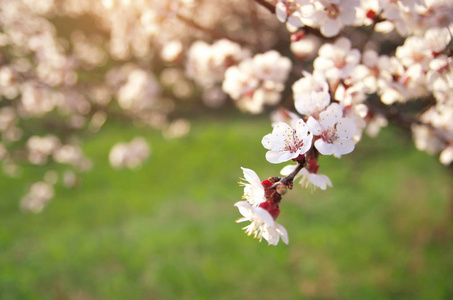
268;176;280;183
291;31;305;42
276;184;287;195
261;180;273;189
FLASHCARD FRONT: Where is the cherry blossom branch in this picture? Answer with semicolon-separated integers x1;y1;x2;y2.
253;0;275;14
175;13;248;45
269;156;308;192
279;160;305;186
248;0;264;51
252;0;331;40
366;98;435;130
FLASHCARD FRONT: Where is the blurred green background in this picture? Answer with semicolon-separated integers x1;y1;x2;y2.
1;114;452;299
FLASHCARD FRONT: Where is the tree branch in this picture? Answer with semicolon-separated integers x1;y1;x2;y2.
253;0;276;14
175;13;248;45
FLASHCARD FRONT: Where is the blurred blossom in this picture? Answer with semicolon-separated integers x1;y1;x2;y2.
162;119;191;139
88;84;112;106
71;31;108;68
270;108;300;126
186;39;251;88
0;66;19;99
366;114;388;137
202;87;227;108
88;111;107;133
440;146;453;165
44;170;58;185
290;35;320;60
3;160;20;178
160;40;183;62
20;181;54;213
0;0;452;213
19;82;55;117
68;115;86;129
63;170;78;187
107;65;161;112
54;144;92;171
0;143;7;160
161;68;184;86
223;50;292;114
26;135;60;165
0;107;18;132
411;124;444;156
109;137;150;169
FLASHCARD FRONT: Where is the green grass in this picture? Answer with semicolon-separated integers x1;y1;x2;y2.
1;114;452;299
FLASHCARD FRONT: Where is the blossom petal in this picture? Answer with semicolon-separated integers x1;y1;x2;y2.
320;18;341;38
319;103;343;128
309;173;333;190
254;207;275;226
241;167;262;187
336;118;356;139
234;201;253;219
281;164;297;176
307;117;322;135
314;139;335;155
266;150;297;164
333;138;355;155
275;223;289;245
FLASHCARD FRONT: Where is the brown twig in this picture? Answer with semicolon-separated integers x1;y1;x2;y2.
253;0;276;14
248;0;264;51
279;161;305;186
175;13;248;45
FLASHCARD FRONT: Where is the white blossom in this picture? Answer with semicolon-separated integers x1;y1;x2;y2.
290;35;321;59
109;137;150;169
20;181;54;213
440;145;453;165
222;51;292;114
186;39;250;88
239;167;266;207
262;119;313;164
307;103;356;156
293;71;330;117
275;0;314;32
310;0;360;37
314;37;361;80
235;201;289;246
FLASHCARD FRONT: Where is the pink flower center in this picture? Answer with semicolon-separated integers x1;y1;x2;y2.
284;130;305;153
333;56;347;69
366;9;377;20
320;127;337;144
285;2;298;16
325;4;340;19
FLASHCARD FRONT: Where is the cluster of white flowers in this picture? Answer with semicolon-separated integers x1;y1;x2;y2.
236;81;358;244
235;201;289;246
109;137;151;170
186;39;251;88
412;104;453;165
0;0;282;210
25;135;92;171
1;0;453;234
106;64;161;113
186;39;251;107
222;51;292;114
20;181;54;213
275;0;453;37
234;0;453;246
235;168;288;245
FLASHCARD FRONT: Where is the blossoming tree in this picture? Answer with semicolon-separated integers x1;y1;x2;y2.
0;0;452;245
